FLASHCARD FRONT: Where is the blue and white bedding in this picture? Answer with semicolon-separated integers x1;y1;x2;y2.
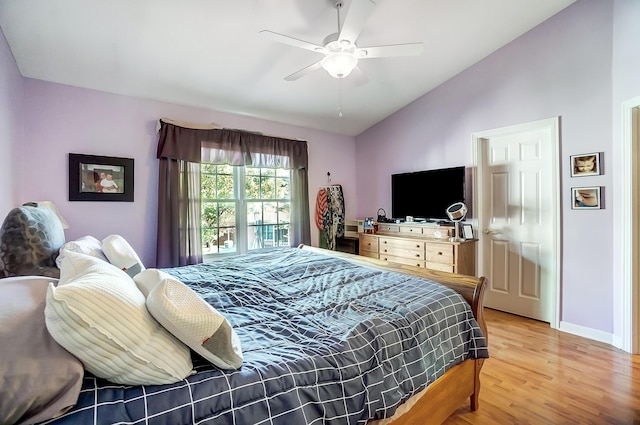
42;248;488;425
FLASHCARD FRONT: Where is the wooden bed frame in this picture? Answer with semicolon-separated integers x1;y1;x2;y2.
299;245;488;425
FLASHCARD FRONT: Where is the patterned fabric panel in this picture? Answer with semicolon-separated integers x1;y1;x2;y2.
0;206;65;278
44;248;488;425
315;185;345;250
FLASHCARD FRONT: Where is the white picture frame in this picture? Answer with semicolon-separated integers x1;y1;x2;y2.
571;186;603;209
570;152;602;177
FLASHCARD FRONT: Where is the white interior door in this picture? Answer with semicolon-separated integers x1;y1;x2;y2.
622;101;640;354
474;118;560;325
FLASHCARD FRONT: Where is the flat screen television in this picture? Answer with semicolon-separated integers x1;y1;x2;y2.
391;166;466;221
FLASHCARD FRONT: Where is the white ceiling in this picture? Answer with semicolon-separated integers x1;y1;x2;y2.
0;0;576;136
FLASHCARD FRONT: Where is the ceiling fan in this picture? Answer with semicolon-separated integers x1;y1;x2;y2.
260;0;424;81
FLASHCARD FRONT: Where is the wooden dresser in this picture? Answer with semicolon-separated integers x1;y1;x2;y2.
358;223;477;276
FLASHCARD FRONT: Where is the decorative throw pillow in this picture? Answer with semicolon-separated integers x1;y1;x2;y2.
0;276;84;425
56;235;108;270
101;234;145;277
44;251;193;385
0;205;65;278
133;268;175;297
146;277;244;370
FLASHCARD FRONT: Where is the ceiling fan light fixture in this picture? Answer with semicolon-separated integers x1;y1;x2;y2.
321;51;358;78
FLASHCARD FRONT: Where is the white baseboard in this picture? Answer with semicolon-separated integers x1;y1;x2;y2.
559;321;613;346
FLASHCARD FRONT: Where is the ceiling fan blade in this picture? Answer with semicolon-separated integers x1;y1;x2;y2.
357;43;424;59
259;30;326;54
350;66;369;86
284;61;324;81
338;0;376;44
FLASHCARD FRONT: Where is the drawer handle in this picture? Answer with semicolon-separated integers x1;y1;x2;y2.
384;249;388;253
438;252;443;256
416;244;420;248
415;254;420;257
383;241;388;244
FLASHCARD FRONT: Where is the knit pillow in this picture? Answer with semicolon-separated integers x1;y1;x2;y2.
101;234;145;277
56;235;108;270
146;276;243;370
44;251;193;385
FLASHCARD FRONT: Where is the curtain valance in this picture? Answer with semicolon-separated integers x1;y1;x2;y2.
157;120;308;170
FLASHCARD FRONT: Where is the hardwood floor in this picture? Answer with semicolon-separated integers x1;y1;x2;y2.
444;309;640;425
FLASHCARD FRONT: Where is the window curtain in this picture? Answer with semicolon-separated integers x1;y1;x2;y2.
156;119;311;267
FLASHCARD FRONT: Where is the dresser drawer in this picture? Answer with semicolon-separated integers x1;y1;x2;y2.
425;243;455;264
422;226;454;239
377;224;400;233
426;262;454;273
360;250;379;259
399;226;423;235
379;254;425;268
380;245;425;260
379;237;425;251
359;234;379;253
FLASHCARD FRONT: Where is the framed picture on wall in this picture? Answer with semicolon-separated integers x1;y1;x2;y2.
570;152;602;177
571;186;603;209
69;153;134;201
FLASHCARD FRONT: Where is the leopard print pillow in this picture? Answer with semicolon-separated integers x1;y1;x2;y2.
0;206;65;278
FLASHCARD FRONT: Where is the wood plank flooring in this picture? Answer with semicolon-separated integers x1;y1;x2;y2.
444;309;640;425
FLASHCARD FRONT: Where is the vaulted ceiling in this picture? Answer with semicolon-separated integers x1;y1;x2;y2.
0;0;576;136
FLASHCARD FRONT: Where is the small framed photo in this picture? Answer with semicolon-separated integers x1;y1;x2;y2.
462;224;474;239
570;152;602;177
571;186;603;209
69;153;134;202
363;217;375;233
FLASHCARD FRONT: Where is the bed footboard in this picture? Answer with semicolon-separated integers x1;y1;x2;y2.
298;245;488;424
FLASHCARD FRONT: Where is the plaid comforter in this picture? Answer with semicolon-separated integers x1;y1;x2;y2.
43;248;488;425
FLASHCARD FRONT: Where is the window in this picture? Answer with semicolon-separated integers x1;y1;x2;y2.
201;164;291;259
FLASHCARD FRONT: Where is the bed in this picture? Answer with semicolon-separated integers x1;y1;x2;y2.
1;212;488;425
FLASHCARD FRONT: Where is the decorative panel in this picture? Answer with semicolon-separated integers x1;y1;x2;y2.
491;172;509;223
490;240;509;293
520;242;541;299
519;139;541;161
520;170;541;225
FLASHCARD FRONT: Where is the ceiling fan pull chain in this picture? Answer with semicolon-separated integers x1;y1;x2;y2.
337;80;344;118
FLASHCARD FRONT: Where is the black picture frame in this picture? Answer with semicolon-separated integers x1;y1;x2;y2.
69;153;134;202
462;224;474;240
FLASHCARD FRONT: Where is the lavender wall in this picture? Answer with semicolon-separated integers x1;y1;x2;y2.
0;29;23;217
14;80;355;267
355;0;616;334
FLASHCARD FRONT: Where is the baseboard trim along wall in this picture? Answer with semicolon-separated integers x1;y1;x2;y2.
559;321;613;346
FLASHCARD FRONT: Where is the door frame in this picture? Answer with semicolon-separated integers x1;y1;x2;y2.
472;117;561;329
621;97;640;354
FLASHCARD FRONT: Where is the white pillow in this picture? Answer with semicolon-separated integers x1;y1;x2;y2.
56;235;108;269
44;251;193;385
147;277;243;370
133;268;175;297
102;234;145;277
